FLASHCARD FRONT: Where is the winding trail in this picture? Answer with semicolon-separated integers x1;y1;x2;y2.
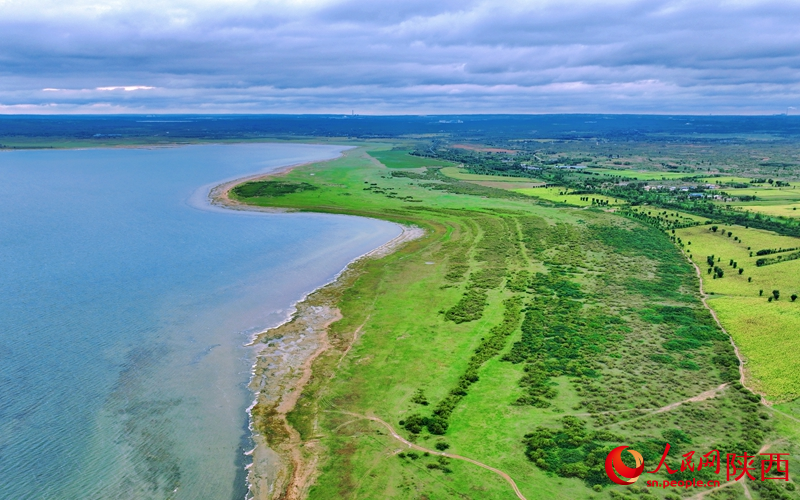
680;248;761;402
327;410;528;500
572;382;729;420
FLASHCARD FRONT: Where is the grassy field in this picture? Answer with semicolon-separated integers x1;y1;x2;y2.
232;148;797;500
676;224;800;401
700;176;755;184
367;148;456;169
730;202;800;218
586;168;693;180
513;186;623;207
439;166;535;183
722;186;800;201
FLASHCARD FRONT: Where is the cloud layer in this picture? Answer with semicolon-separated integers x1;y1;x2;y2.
1;0;799;113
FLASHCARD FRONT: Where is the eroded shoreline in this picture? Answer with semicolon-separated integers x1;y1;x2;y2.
211;165;424;500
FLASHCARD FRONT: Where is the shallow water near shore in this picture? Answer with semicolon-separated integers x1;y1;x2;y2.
0;144;400;499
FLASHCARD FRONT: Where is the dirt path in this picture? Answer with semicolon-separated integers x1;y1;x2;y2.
653;383;729;414
681;249;763;402
573;383;729;420
331;315;370;378
280;310;342;500
329;410;528;500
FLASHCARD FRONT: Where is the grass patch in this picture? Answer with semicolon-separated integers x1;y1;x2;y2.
367;149;455;168
440;166;534;182
513;186;622;206
678;223;800;401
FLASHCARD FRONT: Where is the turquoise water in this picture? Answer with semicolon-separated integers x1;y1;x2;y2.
0;144;400;499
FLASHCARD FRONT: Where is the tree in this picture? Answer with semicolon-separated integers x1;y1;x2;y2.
748;277;752;282
728;231;733;237
773;290;780;301
711;226;718;232
760;289;764;296
792;294;798;302
739;268;744;275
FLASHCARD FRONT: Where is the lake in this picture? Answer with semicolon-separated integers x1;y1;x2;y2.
0;143;400;499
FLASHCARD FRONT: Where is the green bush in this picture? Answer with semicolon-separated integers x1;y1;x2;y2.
232;180;318;198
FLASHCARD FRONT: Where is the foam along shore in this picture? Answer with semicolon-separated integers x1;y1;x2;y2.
212;172;423;500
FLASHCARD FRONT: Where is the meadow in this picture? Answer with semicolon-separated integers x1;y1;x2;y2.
439;166;535;183
512;186;622;207
676;223;800;401
367;148;456;169
586;168;693;181
716;185;800;220
231;147;797;500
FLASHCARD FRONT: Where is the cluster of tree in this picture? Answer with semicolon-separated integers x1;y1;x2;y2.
750;177;792;187
623;208;700;232
755;246;800;256
506;270;531;292
397;450;452;473
756;249;800;267
410;388;429;406
524;416;623;486
503;273;622;407
231;180;318;198
575;196;610;206
443;288;488;323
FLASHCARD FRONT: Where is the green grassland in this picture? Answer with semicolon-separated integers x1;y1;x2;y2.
513;186;622;207
231;147;798;500
367;148;456;168
708;183;800;219
701;176;756;184
587;168;692;181
439;166;535;183
730;202;800;219
723;187;800;201
675;224;800;402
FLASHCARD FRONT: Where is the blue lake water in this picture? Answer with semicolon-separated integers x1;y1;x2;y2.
0;144;400;499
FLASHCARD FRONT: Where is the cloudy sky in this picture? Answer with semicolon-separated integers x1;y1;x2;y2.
1;0;799;114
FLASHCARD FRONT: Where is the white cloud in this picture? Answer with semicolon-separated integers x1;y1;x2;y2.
0;0;798;113
96;86;156;91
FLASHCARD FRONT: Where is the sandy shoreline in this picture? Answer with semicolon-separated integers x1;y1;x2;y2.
209;159;424;500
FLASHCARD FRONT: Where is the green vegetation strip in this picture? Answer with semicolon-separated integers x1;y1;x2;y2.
231;147;796;499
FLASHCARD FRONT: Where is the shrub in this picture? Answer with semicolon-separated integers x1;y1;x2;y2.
232;180;318;198
410;389;429;406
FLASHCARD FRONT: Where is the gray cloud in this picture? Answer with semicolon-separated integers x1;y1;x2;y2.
0;0;799;113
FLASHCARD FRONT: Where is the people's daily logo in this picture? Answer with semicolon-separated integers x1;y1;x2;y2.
604;444;790;490
605;446;644;485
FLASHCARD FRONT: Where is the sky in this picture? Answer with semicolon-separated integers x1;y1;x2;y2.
1;0;799;114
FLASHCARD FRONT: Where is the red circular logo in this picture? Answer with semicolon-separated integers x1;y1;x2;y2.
605;446;645;485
